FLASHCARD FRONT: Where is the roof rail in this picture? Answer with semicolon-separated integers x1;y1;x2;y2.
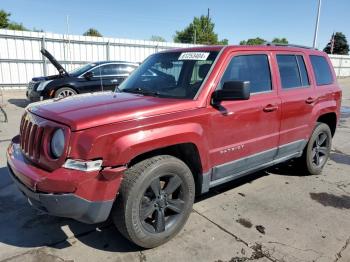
265;42;316;50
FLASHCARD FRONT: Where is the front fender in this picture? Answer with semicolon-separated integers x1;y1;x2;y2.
105;123;210;171
69;121;211;172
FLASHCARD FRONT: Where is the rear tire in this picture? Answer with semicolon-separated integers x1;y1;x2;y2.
300;122;332;175
112;155;195;248
54;87;77;98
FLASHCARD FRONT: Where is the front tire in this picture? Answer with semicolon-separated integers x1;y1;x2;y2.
54;87;77;98
300;122;332;175
112;155;195;248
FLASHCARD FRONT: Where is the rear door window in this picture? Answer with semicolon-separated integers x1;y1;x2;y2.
220;54;272;93
117;65;137;75
310;55;334;86
277;55;310;89
91;64;118;77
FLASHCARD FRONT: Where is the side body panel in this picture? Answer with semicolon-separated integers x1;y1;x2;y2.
273;51;317;148
207;51;282;181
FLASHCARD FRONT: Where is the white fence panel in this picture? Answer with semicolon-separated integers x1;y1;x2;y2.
329;55;350;77
2;28;349;90
0;29;196;89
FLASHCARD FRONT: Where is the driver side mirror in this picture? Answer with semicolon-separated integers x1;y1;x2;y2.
212;81;250;104
83;71;93;80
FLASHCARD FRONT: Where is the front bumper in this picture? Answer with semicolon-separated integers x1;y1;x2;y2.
6;139;124;224
26;89;42;102
7;164;113;224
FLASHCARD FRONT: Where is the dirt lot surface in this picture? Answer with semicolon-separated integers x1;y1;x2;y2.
1;78;350;262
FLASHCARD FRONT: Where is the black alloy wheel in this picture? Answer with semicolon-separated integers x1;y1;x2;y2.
311;131;330;168
112;155;195;248
300;122;332;175
139;174;185;233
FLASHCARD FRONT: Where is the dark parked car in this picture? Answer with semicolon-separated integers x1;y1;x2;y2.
26;48;138;101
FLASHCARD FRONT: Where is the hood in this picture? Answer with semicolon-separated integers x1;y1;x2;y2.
32;74;61;82
41;48;69;76
27;92;196;131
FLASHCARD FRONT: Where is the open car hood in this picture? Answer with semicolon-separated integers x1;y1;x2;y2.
40;48;69;76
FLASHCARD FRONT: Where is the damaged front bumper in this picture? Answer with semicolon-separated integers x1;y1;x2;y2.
6;138;125;224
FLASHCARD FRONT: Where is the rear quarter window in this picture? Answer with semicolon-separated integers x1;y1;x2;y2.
310;55;334;86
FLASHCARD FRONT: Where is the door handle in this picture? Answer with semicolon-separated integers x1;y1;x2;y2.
111;79;119;83
263;104;278;112
305;97;316;104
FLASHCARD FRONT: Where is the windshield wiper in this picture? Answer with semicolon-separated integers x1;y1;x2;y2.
122;87;161;97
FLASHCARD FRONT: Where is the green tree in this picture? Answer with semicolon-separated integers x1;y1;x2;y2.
272;37;288;45
324;32;349;55
0;9;28;31
174;14;228;45
0;9;10;28
33;27;44;32
150;35;166;42
7;22;27;31
239;37;266;45
83;28;103;37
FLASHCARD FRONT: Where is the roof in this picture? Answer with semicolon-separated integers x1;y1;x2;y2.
162;44;325;55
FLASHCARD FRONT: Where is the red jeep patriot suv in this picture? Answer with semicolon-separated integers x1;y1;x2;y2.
7;44;341;248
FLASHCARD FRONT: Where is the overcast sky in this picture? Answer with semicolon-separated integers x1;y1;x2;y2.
1;0;349;49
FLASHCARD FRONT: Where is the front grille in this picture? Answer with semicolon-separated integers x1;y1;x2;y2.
27;81;36;91
20;113;44;160
18;111;70;171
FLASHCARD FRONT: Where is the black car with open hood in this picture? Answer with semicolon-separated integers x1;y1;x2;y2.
26;48;138;102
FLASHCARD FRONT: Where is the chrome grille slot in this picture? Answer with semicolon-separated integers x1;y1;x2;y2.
19;114;44;160
34;126;44;159
24;122;32;153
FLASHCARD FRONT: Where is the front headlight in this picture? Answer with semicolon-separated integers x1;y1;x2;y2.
36;80;53;91
51;129;65;158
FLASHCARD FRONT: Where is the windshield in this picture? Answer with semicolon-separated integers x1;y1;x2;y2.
69;63;97;77
118;51;218;99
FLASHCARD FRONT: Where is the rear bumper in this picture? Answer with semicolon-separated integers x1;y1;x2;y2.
7;164;113;224
6;138;125;224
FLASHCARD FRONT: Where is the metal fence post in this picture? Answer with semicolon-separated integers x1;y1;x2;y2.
339;56;343;77
41;36;48;76
106;41;110;61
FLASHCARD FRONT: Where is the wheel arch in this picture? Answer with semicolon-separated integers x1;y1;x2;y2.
311;99;338;138
316;112;337;136
57;85;79;93
128;143;204;195
51;85;79;98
